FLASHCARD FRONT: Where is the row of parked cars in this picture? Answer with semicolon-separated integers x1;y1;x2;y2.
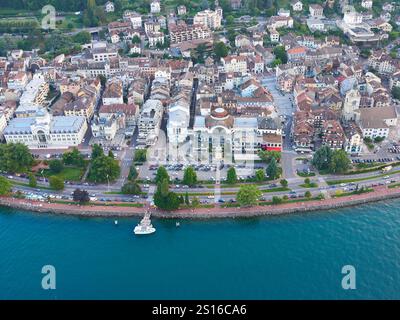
351;157;397;164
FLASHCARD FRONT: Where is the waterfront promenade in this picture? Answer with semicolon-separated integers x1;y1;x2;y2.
1;185;399;219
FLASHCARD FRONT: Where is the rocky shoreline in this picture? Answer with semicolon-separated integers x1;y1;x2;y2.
1;185;400;219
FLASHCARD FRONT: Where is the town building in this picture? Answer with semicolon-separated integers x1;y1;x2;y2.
169;22;211;44
192;107;259;163
361;0;373;9
358;106;397;139
15;74;49;118
103;79;124;105
4;108;87;149
290;0;303;11
177;5;187;15
150;0;161;14
193;9;222;30
137;99;163;145
309;4;324;18
104;1;115;13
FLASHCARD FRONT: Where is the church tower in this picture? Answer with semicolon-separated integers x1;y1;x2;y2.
215;0;223;17
343;88;361;122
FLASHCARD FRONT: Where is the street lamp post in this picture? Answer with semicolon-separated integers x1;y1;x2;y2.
106;174;110;193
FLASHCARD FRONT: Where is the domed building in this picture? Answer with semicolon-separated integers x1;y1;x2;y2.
192;107;259;163
4;108;87;149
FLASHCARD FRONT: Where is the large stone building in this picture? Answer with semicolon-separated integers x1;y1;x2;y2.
169;22;211;44
193;8;222;30
4;109;87;149
15;74;49;118
192;107;259;163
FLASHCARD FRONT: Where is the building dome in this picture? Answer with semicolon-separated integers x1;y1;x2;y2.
211;107;229;119
206;107;234;129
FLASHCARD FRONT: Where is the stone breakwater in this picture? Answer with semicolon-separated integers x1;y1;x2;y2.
1;186;400;219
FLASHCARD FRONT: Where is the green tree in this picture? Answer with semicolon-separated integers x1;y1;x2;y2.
91;144;104;160
154;180;180;211
329;150;351;174
72;31;91;44
304;178;310;185
255;169;266;182
121;182;142;195
159;178;170;197
271;58;282;67
226;15;235;25
191;197;200;208
258;150;281;163
280;179;288;188
0;176;12;195
49;176;64;190
184;192;190;205
304;191;312;199
312;146;333;171
266;157;280;180
88;155;120;183
226;167;237;184
28;174;37;188
214;41;229;59
128;165;138;181
0;143;33;173
63;148;85;167
392;86;400;100
155;166;170;184
132;35;141;44
273;45;288;64
49;159;64;174
272;196;283;205
134;149;147;162
236;185;262;207
183;166;197;186
72;189;90;203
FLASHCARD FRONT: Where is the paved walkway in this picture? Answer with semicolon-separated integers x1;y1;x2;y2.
2;185;399;219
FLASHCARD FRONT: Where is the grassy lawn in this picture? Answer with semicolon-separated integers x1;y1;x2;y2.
52;200;144;208
344;162;400;175
332;188;374;198
221;196;321;208
57;14;83;30
104;191;148;196
40;166;85;182
263;187;291;193
296;171;316;177
176;191;237;196
10;180;53;190
276;0;290;8
327;170;400;185
0;8;37;17
299;183;318;188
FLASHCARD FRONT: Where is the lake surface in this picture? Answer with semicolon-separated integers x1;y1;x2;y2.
0;200;399;299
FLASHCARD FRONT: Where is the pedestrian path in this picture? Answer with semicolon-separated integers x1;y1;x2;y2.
214;165;221;204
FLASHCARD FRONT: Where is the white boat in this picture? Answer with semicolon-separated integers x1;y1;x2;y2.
134;216;156;235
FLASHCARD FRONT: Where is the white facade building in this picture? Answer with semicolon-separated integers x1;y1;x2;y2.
4;109;87;149
137;99;163;145
361;0;373;9
150;0;161;14
0;112;7;139
193;9;222;30
15;74;49;118
192;108;259;163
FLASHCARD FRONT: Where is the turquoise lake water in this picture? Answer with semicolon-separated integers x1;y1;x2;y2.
0;200;399;300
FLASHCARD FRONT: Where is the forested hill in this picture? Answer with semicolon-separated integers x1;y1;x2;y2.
0;0;330;14
0;0;109;12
